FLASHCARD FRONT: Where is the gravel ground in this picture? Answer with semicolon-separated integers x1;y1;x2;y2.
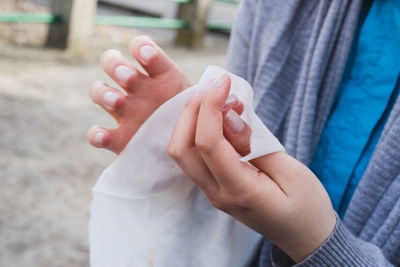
0;30;229;267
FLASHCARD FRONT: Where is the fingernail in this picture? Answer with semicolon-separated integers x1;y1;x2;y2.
103;91;120;108
214;73;229;88
115;65;134;85
223;94;238;110
224;109;245;134
139;45;156;62
94;132;105;145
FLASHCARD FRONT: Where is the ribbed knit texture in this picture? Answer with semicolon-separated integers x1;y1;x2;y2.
271;216;392;266
227;0;363;165
227;0;400;266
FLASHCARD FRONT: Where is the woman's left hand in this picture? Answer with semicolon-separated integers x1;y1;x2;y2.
167;73;337;263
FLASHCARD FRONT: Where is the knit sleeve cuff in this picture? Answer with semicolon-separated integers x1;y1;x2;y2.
270;215;387;266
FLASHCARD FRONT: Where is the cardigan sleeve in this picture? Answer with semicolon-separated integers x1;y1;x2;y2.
270;216;393;266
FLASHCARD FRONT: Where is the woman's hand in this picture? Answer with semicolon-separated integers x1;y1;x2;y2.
167;73;337;263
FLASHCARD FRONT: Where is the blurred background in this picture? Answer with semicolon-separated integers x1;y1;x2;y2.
0;0;237;266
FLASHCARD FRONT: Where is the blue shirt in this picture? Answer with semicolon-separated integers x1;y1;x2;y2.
310;0;400;219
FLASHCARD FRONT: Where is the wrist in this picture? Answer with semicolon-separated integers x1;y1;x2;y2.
281;211;337;263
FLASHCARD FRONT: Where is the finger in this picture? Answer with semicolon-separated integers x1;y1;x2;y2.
129;35;182;78
168;93;218;191
195;74;260;189
223;100;293;192
221;108;291;193
233;101;244;115
222;94;244;114
222;108;297;192
100;49;146;91
197;75;293;194
89;81;126;119
223;109;252;156
87;125;123;154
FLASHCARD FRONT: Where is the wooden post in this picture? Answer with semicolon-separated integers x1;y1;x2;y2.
46;0;98;54
175;0;213;48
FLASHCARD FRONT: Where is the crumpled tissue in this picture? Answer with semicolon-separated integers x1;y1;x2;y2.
90;66;285;267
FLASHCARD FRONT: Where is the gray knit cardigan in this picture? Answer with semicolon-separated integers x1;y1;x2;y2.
226;0;400;266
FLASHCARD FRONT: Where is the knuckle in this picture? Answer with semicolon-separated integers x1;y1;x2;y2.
230;194;252;211
194;137;213;154
208;195;228;211
234;140;251;156
211;200;227;212
204;189;224;210
218;190;252;212
167;142;183;161
207;190;250;213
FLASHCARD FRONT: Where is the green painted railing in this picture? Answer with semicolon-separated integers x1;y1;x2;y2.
207;22;231;31
215;0;239;5
0;0;237;30
166;0;192;2
0;13;232;30
0;13;61;23
94;15;187;29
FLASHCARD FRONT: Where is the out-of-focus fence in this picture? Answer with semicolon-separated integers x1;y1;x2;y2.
0;0;238;51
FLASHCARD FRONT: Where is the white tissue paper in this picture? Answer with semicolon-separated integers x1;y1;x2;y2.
90;66;285;267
